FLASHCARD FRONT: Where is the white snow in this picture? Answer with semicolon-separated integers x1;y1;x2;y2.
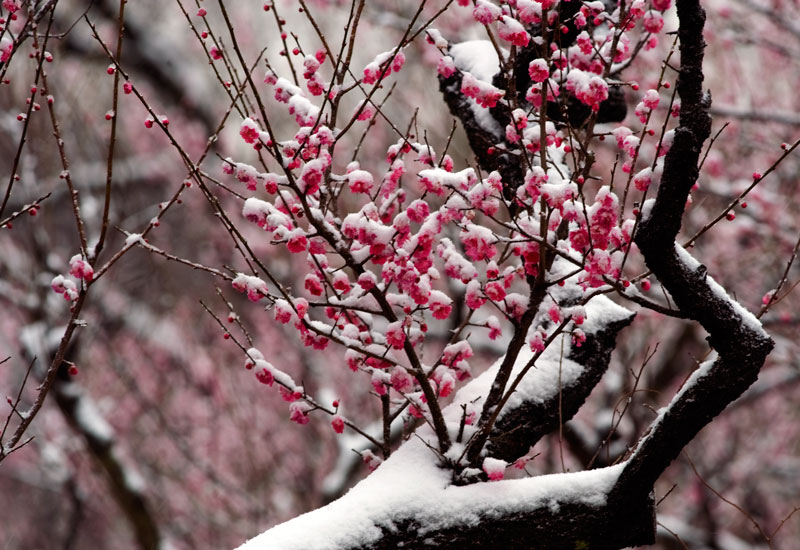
67;384;114;445
707;275;766;335
674;244;766;336
449;40;504;136
629;357;715;459
640;198;656;222
502;336;582;413
321;415;407;499
450;40;500;83
579;293;632;335
119;450;147;493
246;347;300;391
124;233;144;246
454;290;631;423
40;442;70;484
673;242;702;271
236;430;624;550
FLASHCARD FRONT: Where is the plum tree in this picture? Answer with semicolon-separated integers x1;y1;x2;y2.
1;1;799;549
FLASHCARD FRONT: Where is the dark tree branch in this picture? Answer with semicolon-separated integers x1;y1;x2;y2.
355;496;654;550
617;0;774;503
488;306;634;462
52;375;161;550
19;322;162;550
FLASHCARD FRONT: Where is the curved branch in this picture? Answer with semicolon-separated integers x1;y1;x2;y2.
616;0;774;502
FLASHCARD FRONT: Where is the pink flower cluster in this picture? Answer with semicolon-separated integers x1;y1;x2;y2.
51;275;79;302
461;72;504;109
362;50;406;85
472;0;502;25
216;0;679;436
482;457;507;481
302;49;327;96
498;16;529;47
231;274;268;303
69;255;94;282
565;69;609;112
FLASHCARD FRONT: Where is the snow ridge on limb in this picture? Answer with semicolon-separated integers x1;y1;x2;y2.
237;440;636;550
616;0;774;510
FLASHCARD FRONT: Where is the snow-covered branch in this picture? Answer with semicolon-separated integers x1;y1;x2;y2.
238;291;638;550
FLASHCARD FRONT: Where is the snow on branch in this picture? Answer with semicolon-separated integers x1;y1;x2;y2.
238;289;635;550
488;289;635;461
238;436;633;550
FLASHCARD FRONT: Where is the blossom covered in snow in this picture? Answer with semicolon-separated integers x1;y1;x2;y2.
428;290;453;320
472;0;501;24
69;255;94;282
51;275;79;302
460;72;504;109
240;117;261;144
232;274;268;302
7;1;787;548
482;457;507;481
565;69;609;112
